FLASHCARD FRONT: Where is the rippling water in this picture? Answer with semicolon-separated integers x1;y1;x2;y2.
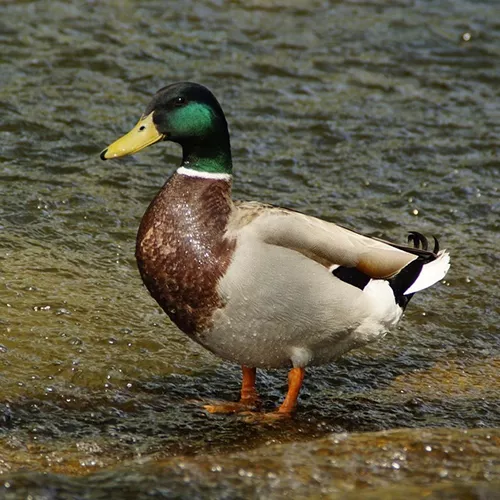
1;0;499;498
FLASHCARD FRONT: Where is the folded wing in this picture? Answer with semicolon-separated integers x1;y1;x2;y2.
233;202;431;279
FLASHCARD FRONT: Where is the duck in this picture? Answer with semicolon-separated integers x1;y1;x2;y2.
100;82;450;418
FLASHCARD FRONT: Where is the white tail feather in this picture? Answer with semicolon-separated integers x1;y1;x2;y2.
404;250;450;295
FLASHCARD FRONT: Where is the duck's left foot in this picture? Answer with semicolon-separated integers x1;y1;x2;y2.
240;410;293;424
203;399;259;414
203;366;259;414
241;366;305;423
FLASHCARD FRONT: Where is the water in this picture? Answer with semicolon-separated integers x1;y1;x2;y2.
1;0;499;498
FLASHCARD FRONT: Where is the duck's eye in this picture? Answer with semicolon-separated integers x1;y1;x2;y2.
174;96;187;107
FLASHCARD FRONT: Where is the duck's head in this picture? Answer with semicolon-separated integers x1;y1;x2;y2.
101;82;232;174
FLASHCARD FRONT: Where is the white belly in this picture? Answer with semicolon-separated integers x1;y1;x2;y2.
198;240;402;369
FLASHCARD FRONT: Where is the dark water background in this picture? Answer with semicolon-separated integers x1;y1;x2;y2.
1;0;499;498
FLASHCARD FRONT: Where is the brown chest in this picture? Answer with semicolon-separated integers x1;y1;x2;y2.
135;173;235;337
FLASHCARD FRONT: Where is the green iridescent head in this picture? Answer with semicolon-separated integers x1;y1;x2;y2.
101;82;233;174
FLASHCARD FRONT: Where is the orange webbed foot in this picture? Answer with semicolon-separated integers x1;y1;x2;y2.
240;410;292;424
203;398;259;414
203;366;259;414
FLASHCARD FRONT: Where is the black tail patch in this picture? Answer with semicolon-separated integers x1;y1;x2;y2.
389;232;438;309
333;232;440;309
332;260;424;309
332;266;371;291
388;259;424;309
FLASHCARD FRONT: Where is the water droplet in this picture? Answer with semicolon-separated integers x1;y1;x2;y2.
238;468;253;477
462;32;471;42
33;305;51;311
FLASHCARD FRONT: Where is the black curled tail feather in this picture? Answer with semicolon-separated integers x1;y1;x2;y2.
407;231;439;254
408;231;429;251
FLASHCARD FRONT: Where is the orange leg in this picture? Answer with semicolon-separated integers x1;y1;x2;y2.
241;367;305;423
240;366;258;403
277;367;305;415
204;366;258;414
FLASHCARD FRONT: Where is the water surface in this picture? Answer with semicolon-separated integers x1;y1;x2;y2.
1;0;499;498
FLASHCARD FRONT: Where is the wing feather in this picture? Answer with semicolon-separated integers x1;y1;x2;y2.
230;202;436;279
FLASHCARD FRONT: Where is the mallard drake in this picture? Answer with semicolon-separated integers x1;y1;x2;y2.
101;82;450;417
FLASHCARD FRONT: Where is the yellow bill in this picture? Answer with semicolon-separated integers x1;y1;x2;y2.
100;112;164;160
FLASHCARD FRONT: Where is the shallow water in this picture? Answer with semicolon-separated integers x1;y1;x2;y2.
1;0;499;497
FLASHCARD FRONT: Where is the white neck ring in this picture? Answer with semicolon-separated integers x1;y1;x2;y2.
177;166;232;181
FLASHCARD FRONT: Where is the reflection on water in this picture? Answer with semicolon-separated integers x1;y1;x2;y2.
1;0;499;497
